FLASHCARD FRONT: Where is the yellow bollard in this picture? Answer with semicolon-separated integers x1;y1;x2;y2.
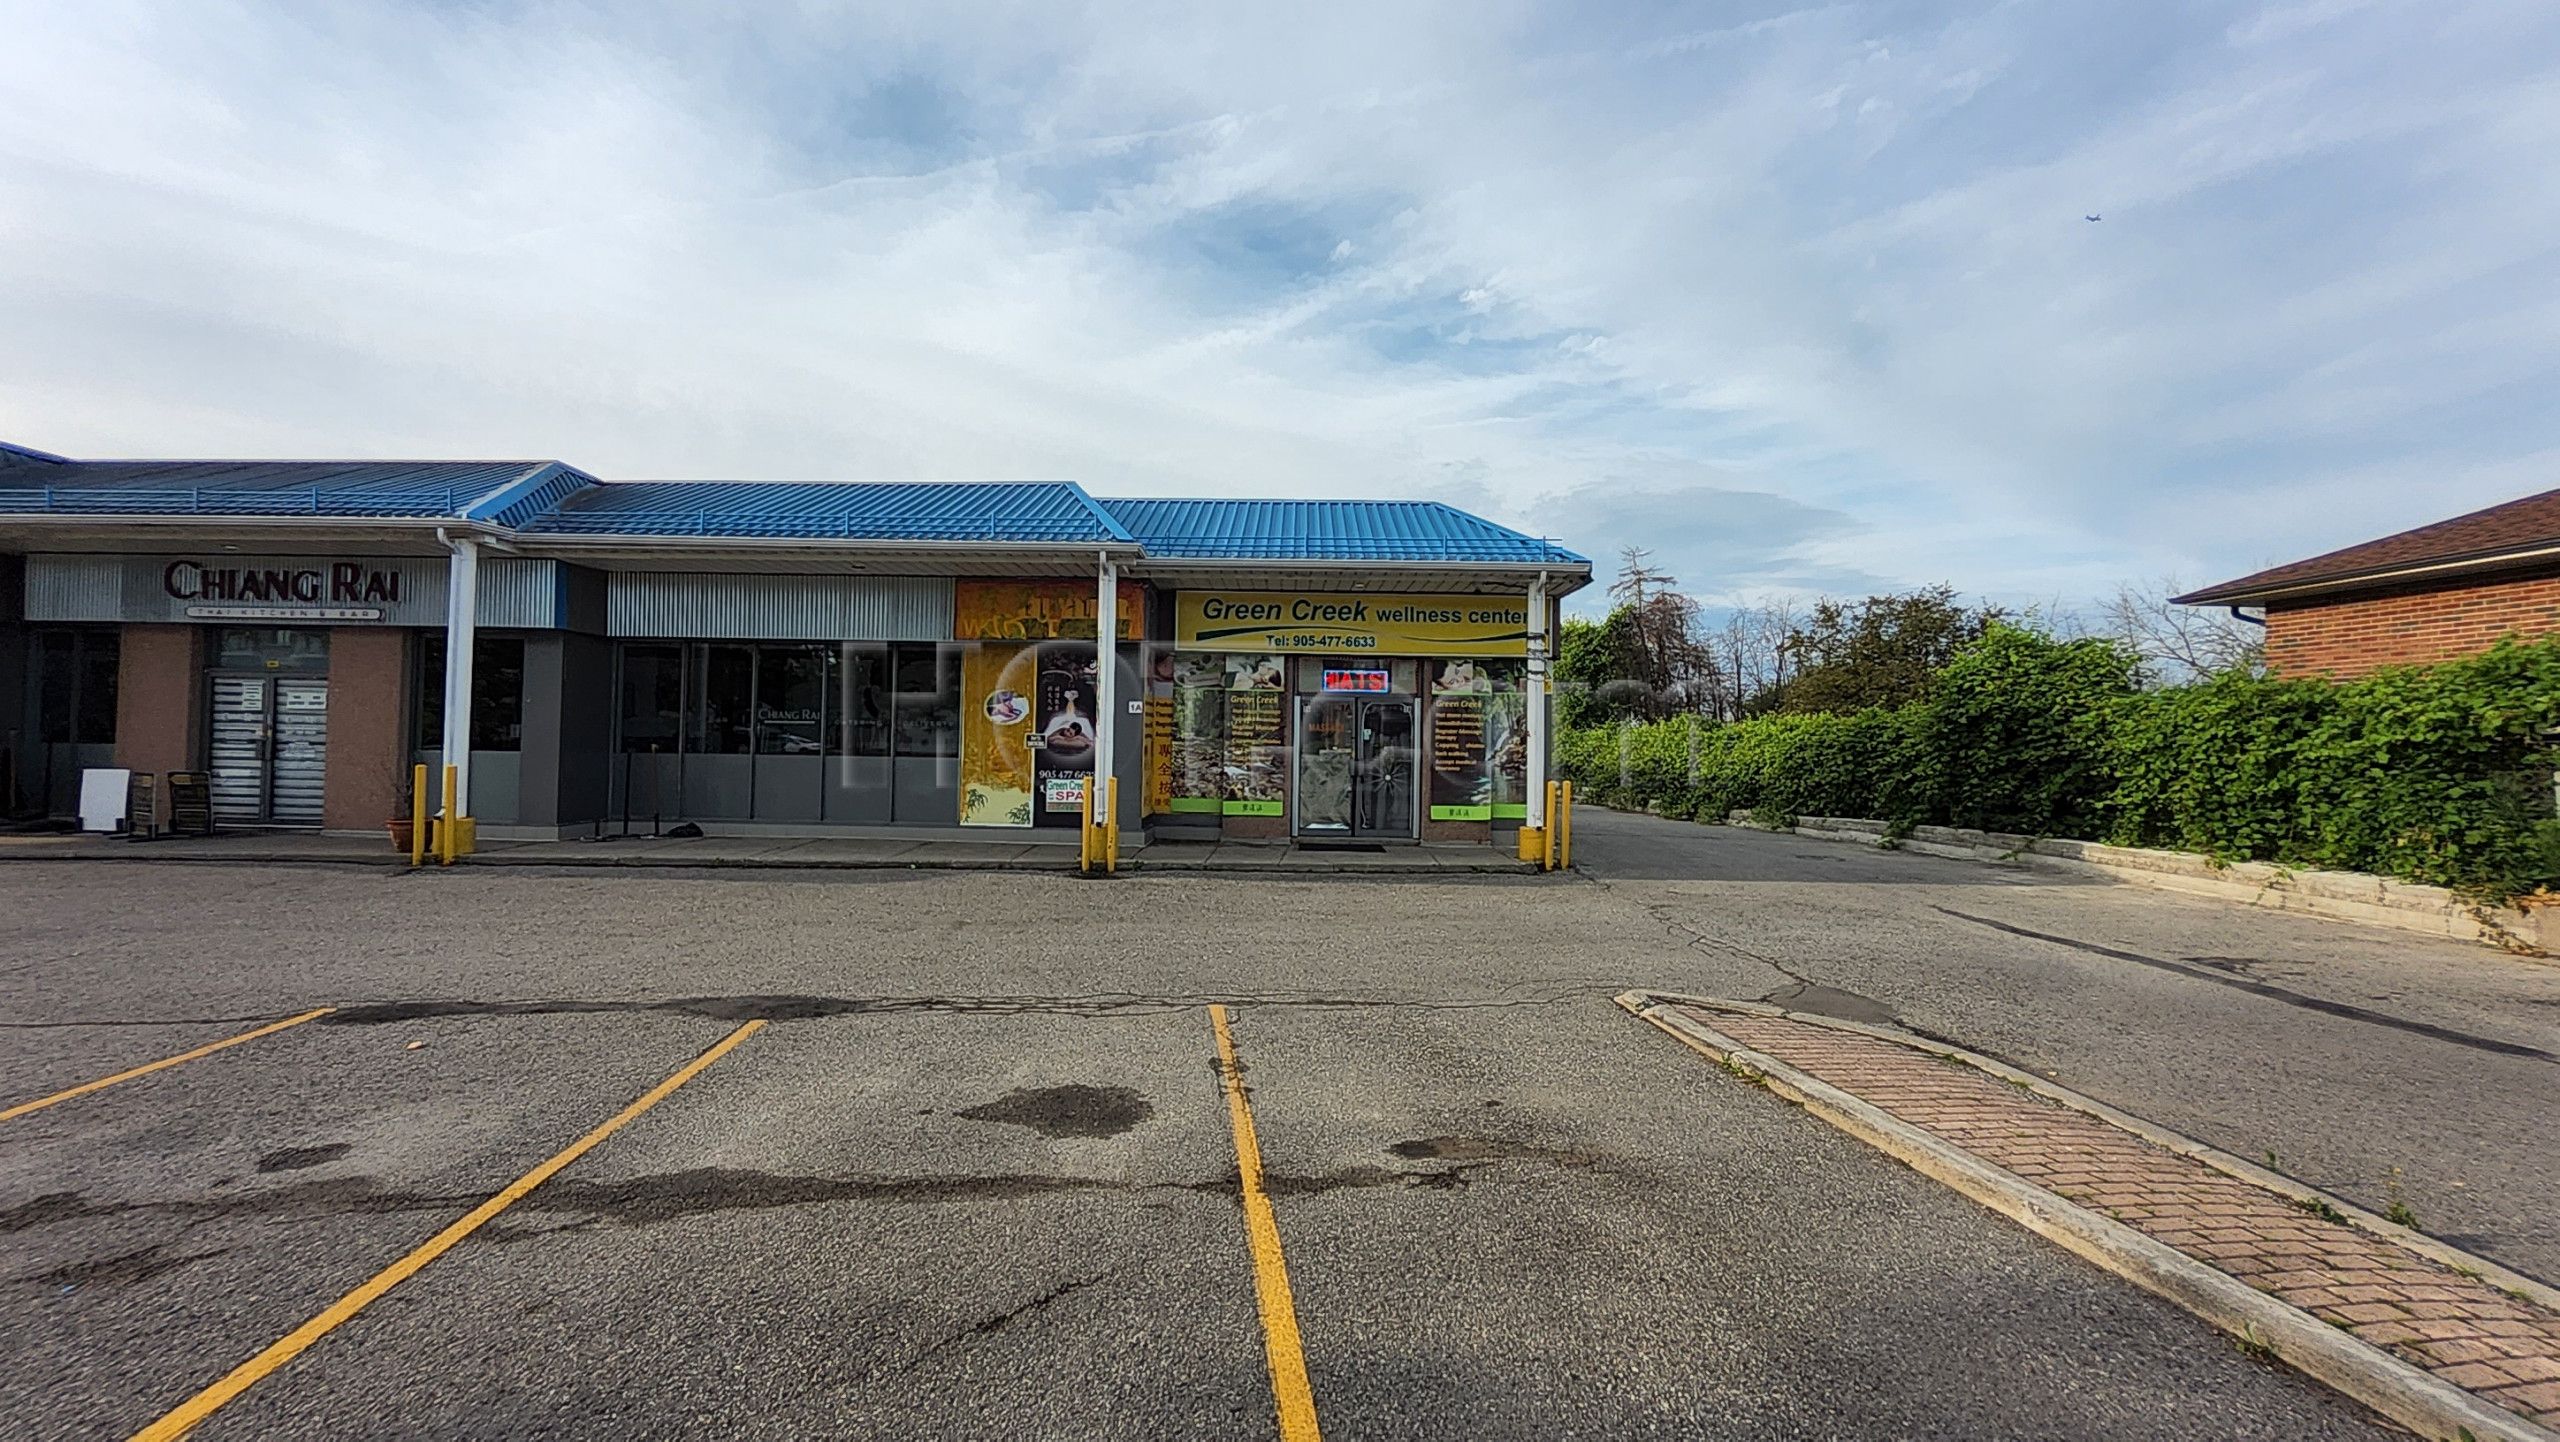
1079;784;1094;874
1546;778;1566;870
439;764;459;866
1105;777;1120;874
409;763;429;867
1543;782;1560;871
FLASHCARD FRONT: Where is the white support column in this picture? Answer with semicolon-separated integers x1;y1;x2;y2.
1094;552;1119;825
1526;572;1550;829
440;534;481;817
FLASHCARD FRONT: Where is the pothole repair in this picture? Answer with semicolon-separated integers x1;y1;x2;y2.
257;1143;352;1173
1758;982;1899;1028
958;1085;1154;1139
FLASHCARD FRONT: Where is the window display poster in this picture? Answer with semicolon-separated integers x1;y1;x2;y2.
1170;654;1226;814
1222;656;1286;815
1481;660;1530;819
1031;642;1099;827
1144;693;1173;817
1428;663;1491;822
960;644;1035;827
955;580;1144;641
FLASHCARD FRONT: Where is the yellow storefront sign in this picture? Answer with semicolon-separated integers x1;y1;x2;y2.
1176;591;1528;657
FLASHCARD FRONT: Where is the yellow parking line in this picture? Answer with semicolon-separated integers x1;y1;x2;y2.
1208;1004;1323;1442
1;1008;336;1122
127;1018;766;1442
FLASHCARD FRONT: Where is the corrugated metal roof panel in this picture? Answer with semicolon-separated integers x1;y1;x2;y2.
0;459;564;518
525;480;1134;544
1096;498;1586;565
0;441;70;468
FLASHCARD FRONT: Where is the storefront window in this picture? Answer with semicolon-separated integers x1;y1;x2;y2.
415;636;526;752
894;643;960;758
833;645;891;757
689;644;755;755
33;629;118;745
37;633;74;744
755;646;827;755
619;644;684;754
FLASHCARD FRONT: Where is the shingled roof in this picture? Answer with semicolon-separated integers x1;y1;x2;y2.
2176;487;2560;605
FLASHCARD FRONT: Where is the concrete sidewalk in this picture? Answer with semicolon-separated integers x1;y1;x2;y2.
0;830;1541;875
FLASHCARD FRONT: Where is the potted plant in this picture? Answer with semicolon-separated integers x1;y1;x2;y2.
386;773;416;854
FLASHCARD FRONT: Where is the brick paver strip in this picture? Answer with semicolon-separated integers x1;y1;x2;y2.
1686;1006;2560;1432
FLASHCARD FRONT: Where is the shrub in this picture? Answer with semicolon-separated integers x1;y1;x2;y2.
1554;632;2560;899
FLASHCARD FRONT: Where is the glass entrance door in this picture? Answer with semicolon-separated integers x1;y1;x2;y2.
208;674;329;826
1293;694;1416;839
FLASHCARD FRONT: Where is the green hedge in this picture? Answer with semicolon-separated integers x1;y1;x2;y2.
1557;628;2560;899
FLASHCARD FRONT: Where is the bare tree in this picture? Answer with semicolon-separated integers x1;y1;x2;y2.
1604;548;1725;718
1706;596;1800;718
2099;577;2265;681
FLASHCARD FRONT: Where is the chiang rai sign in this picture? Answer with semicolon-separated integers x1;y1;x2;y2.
1176;591;1529;657
162;560;405;621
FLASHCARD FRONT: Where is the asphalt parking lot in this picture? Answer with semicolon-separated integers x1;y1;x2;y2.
4;836;2513;1439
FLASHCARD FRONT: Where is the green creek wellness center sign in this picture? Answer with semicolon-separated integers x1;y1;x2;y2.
1176;592;1529;657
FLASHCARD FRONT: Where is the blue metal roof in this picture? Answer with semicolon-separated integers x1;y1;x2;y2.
523;480;1135;544
1096;498;1585;565
0;449;1582;567
0;459;577;519
0;441;69;468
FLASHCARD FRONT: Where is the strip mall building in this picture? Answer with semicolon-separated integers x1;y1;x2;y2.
0;443;1590;850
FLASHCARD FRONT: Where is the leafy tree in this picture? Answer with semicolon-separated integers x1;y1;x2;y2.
1925;625;2140;834
1554;614;1641;727
1768;585;2002;714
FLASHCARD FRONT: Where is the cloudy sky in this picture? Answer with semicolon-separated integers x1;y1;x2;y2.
4;1;2556;609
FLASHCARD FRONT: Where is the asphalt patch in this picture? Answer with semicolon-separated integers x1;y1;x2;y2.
958;1084;1154;1139
256;1142;352;1173
21;1244;228;1290
1758;981;1900;1027
530;1167;1135;1223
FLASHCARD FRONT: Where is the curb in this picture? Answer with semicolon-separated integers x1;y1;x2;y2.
1627;990;2558;1311
1616;989;2559;1442
0;851;1543;878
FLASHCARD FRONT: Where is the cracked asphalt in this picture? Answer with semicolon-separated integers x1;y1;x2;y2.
5;814;2547;1439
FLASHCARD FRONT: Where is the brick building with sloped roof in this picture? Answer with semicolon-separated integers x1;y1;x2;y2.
2177;489;2560;678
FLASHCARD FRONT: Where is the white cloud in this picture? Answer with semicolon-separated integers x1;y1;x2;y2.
1;0;2555;614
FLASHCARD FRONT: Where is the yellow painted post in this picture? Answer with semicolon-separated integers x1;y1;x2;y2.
1079;785;1094;875
1543;782;1560;870
439;764;459;867
1105;778;1120;874
409;764;429;867
1546;778;1566;870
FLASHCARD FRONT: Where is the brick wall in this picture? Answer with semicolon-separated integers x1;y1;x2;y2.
2264;571;2560;679
114;623;203;777
322;627;411;831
